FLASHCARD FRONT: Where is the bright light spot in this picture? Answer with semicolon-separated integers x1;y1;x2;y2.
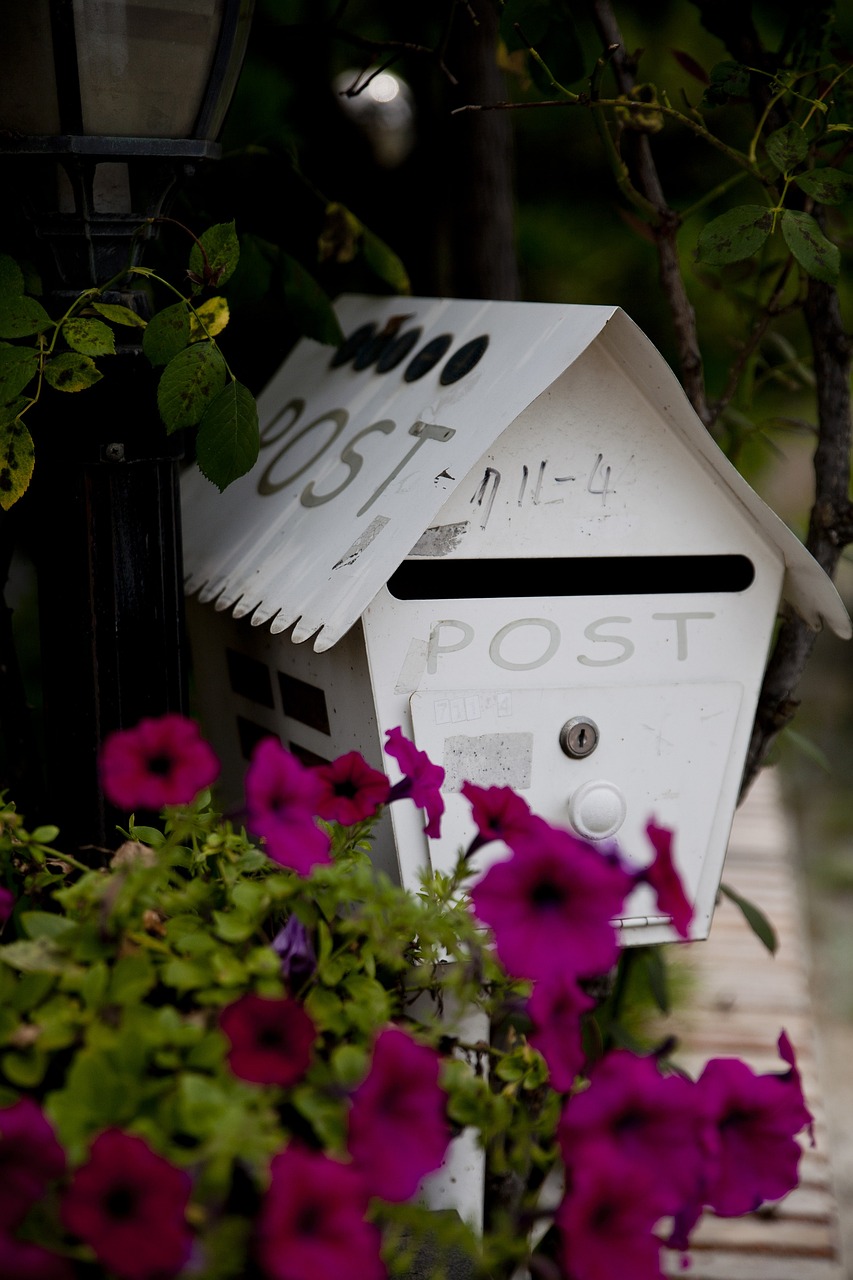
367;73;400;104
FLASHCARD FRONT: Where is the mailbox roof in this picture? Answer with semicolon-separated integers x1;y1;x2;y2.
182;295;851;650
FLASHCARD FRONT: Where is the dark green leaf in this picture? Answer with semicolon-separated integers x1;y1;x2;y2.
143;301;191;367
157;342;227;432
794;168;853;206
0;396;28;428
189;221;240;292
0;255;25;297
195;379;259;491
43;352;103;392
780;210;839;283
696;205;772;265
765;122;808;173
0;417;34;510
500;0;553;48
62;317;116;357
280;254;343;347
641;949;670;1014
719;882;778;954
0;347;38;404
0;295;52;339
91;301;147;327
701;60;749;107
361;227;411;294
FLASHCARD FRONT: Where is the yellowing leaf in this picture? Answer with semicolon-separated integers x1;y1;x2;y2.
91;302;146;328
318;203;363;264
0;417;34;509
189;296;230;341
43;352;103;392
62;317;116;357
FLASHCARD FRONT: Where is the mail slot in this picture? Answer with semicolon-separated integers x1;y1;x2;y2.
183;293;849;947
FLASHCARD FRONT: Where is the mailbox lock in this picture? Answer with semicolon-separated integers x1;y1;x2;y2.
559;717;599;759
568;780;627;841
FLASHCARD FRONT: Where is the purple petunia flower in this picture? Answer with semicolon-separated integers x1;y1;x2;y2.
314;752;390;825
272;915;317;989
219;992;317;1087
347;1027;451;1202
527;976;594;1093
0;1098;66;1232
99;714;219;810
557;1146;667;1280
557;1049;709;1218
245;738;331;876
61;1129;192;1280
694;1032;813;1217
384;727;445;838
460;782;539;855
0;886;13;927
638;821;694;938
255;1145;385;1280
469;822;632;983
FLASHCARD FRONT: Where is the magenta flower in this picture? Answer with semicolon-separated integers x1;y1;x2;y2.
347;1027;451;1202
245;738;331;875
255;1145;384;1280
557;1049;708;1215
557;1147;667;1280
461;782;539;854
219;992;317;1086
99;713;219;810
384;727;445;838
0;1237;74;1280
639;822;694;938
272;915;317;989
0;886;13;926
527;976;594;1092
314;752;390;825
0;1098;66;1231
469;823;632;983
61;1129;192;1280
695;1033;813;1217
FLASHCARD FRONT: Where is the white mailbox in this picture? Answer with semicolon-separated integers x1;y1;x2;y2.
182;295;850;945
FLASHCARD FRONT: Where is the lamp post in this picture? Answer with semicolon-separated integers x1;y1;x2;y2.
0;0;254;850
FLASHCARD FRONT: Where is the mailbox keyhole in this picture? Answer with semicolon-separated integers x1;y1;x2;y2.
560;717;599;759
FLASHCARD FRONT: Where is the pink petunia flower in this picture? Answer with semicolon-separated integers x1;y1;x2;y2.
557;1049;709;1217
557;1146;667;1280
219;992;317;1086
0;1098;66;1231
0;886;13;926
469;822;632;983
384;727;445;838
99;714;219;810
314;752;390;825
347;1026;451;1202
255;1145;385;1280
694;1033;813;1217
461;782;539;855
639;822;694;938
61;1129;192;1280
527;976;595;1093
245;738;331;876
0;1236;74;1280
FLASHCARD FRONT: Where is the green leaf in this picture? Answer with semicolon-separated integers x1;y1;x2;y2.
91;301;147;328
156;342;227;432
780;210;839;283
0;938;67;973
212;908;256;943
641;948;670;1014
701;60;749;107
0;255;25;297
62;317;116;357
719;882;778;954
43;351;103;392
765;122;808;173
2;1047;48;1087
0;417;34;510
109;954;156;1004
781;727;832;773
195;380;260;491
696;205;772;265
0;347;38;404
0;295;52;338
361;227;411;295
794;168;853;206
291;1083;347;1150
143;301;191;367
31;824;60;844
20;911;76;941
280;254;344;347
189;221;240;292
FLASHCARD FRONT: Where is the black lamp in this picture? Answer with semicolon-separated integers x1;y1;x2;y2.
0;0;255;849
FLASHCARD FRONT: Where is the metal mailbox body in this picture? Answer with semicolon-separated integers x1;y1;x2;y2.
183;295;850;946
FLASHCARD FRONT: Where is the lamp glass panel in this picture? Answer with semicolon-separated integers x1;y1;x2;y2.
74;0;225;137
0;1;62;134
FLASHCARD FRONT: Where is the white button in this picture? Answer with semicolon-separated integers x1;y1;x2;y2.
568;780;627;840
